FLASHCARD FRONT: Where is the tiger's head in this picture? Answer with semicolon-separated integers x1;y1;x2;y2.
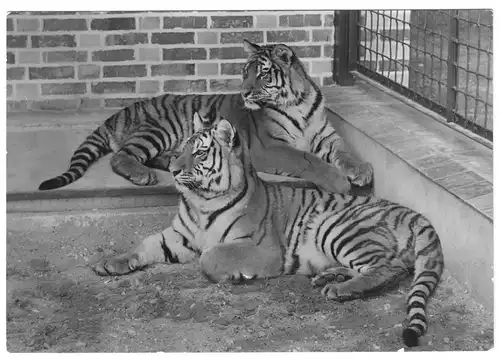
240;39;313;110
171;113;246;199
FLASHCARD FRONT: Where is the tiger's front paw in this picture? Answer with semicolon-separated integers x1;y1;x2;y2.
127;169;158;186
93;253;142;276
348;162;374;187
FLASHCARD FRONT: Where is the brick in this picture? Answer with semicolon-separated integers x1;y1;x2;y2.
163;79;207;93
197;32;218;45
7;52;15;64
29;66;74;80
196;62;218;76
151;63;195;76
41;82;87;95
78;34;102;47
7;35;28;48
255;15;277;28
163;48;206;61
106;33;148;46
43;19;87;31
7;100;30;112
163;16;207;29
105;97;147;108
91;81;136;94
91;18;135;31
324;14;334;27
139;17;160;30
43;50;87;63
211;16;252;28
31;99;81;111
80;98;102;110
78;64;100;79
267;30;308;43
32;35;76;48
92;49;135;62
323;75;335;86
103;65;147;77
16;83;39;98
7;84;13;97
312;29;333;42
221;62;245;75
210;79;242;92
139;80;160;94
210;47;246;60
18;51;41;64
290;45;321;58
7;67;25;80
279;14;321;27
310;60;332;74
7;18;14;31
151;32;194;45
16;18;40;32
139;48;160;61
324;44;333;58
221;31;263;44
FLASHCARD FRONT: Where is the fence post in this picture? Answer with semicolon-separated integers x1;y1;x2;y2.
446;10;459;122
333;11;359;85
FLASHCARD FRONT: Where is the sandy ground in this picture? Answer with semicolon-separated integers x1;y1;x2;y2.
6;208;494;352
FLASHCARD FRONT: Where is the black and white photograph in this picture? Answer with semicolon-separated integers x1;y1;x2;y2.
5;4;494;353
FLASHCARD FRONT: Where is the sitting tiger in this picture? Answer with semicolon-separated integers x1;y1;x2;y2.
94;114;444;348
38;39;372;194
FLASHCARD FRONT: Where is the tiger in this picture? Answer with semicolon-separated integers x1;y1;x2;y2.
93;114;444;348
38;39;373;194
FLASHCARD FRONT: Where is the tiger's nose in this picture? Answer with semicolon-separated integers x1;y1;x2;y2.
172;170;181;177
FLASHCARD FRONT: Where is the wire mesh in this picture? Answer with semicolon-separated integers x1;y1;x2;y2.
356;10;493;141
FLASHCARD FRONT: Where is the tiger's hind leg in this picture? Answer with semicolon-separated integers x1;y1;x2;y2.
320;258;409;302
199;242;283;284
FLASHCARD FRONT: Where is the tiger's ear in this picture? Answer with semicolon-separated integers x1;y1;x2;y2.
243;39;261;55
214;119;238;148
272;44;294;66
193;112;209;132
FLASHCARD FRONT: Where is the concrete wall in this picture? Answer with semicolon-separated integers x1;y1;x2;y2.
328;109;493;311
6;10;335;112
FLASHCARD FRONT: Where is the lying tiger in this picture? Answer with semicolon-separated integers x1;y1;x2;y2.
94;114;444;348
38;40;372;195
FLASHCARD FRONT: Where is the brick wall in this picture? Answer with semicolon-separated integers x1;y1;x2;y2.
6;11;335;112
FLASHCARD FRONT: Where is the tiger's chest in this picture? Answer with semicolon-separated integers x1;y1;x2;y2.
262;108;324;151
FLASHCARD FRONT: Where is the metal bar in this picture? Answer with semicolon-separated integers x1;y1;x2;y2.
332;11;354;85
446;10;459;122
348;10;359;72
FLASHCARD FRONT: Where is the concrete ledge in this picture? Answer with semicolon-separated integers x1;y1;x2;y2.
325;78;493;311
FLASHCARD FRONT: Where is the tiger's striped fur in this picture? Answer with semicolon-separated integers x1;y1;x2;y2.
93;116;444;348
38;40;371;194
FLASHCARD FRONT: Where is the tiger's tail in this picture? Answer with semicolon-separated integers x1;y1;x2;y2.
38;124;112;191
402;219;444;347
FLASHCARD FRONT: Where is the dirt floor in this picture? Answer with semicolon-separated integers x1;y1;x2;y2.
6;208;494;352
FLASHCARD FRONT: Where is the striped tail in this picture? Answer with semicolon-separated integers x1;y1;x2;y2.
38;125;111;191
402;224;444;347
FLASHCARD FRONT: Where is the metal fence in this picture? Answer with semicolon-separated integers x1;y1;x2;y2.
333;10;493;141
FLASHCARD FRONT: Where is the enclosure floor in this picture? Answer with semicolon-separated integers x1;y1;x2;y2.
6;209;493;352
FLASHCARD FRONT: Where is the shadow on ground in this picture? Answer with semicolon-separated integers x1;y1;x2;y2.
6;209;494;352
